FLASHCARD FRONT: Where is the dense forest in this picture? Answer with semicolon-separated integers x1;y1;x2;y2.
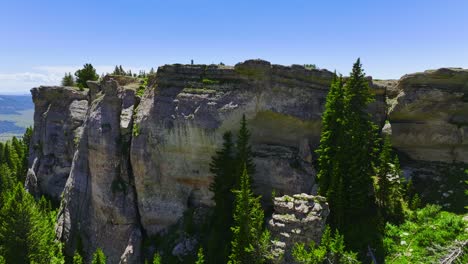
0;61;467;263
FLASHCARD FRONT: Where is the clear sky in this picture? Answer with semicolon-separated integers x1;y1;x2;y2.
1;0;467;94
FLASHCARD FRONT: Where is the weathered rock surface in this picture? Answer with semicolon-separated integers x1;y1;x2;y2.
389;68;468;163
130;60;386;235
56;80;141;263
26;86;88;199
268;194;329;263
33;60;468;263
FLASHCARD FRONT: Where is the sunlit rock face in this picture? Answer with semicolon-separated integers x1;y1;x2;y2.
130;60;386;235
26;86;88;199
29;60;388;261
56;80;141;263
389;68;468;163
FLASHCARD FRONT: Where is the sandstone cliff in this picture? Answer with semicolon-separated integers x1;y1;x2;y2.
25;60;467;262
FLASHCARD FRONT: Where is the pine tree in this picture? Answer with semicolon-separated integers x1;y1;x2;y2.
373;135;405;224
207;132;236;263
92;248;106;264
235;115;255;186
315;59;381;256
228;166;267;264
0;183;63;264
73;251;83;264
195;247;205;264
75;63;99;88
316;74;348;229
152;252;161;264
61;73;75;86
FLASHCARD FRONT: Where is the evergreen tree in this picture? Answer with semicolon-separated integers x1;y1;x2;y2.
292;226;359;264
315;59;381;257
195;247;205;264
92;248;106;264
235;115;255;186
61;72;75;86
228;166;267;264
316;74;347;229
73;251;83;264
152;252;161;264
0;183;63;264
207;132;236;263
373;136;405;224
75;63;99;88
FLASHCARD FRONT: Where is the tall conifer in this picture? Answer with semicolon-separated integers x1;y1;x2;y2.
228;166;267;264
208;132;236;263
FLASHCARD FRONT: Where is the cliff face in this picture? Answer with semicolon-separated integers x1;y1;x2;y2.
130;60;385;235
389;68;468;163
25;60;467;262
26;86;88;199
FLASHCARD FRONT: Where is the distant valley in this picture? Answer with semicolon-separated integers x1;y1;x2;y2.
0;95;34;141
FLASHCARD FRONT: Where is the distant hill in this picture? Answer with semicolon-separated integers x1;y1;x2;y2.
0;95;34;141
0;95;34;114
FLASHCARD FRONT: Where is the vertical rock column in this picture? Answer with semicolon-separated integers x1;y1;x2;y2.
56;80;142;263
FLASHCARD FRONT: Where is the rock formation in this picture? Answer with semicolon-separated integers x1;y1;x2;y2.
25;60;467;262
268;194;329;263
389;68;468;163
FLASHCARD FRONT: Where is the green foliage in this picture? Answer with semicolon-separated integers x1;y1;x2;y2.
228;166;269;264
201;78;219;85
73;251;83;264
316;60;381;257
304;64;317;70
195;247;205;264
133;123;140;137
152;252;161;264
384;205;467;263
292;226;359;264
207;131;236;263
236;115;256;184
0;183;64;264
61;72;76;86
92;248;106;264
75;63;99;88
137;77;148;97
373;136;405;224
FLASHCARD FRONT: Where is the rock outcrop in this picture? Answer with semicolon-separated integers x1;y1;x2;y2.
130;60;386;234
35;60;468;262
26;86;88;199
389;68;468;163
268;194;329;263
56;80;141;263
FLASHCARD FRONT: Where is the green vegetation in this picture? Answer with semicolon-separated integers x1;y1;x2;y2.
132;123;140;137
207;132;236;263
73;251;83;264
152;252;161;264
182;88;217;94
384;205;468;263
292;226;359;264
61;72;76;86
304;64;317;70
196;247;205;264
91;248;106;264
201;78;220;85
75;63;99;89
206;115;258;263
316;60;382;258
0;129;64;264
228;166;270;264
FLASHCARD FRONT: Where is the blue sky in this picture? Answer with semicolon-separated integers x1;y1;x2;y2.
1;0;467;94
